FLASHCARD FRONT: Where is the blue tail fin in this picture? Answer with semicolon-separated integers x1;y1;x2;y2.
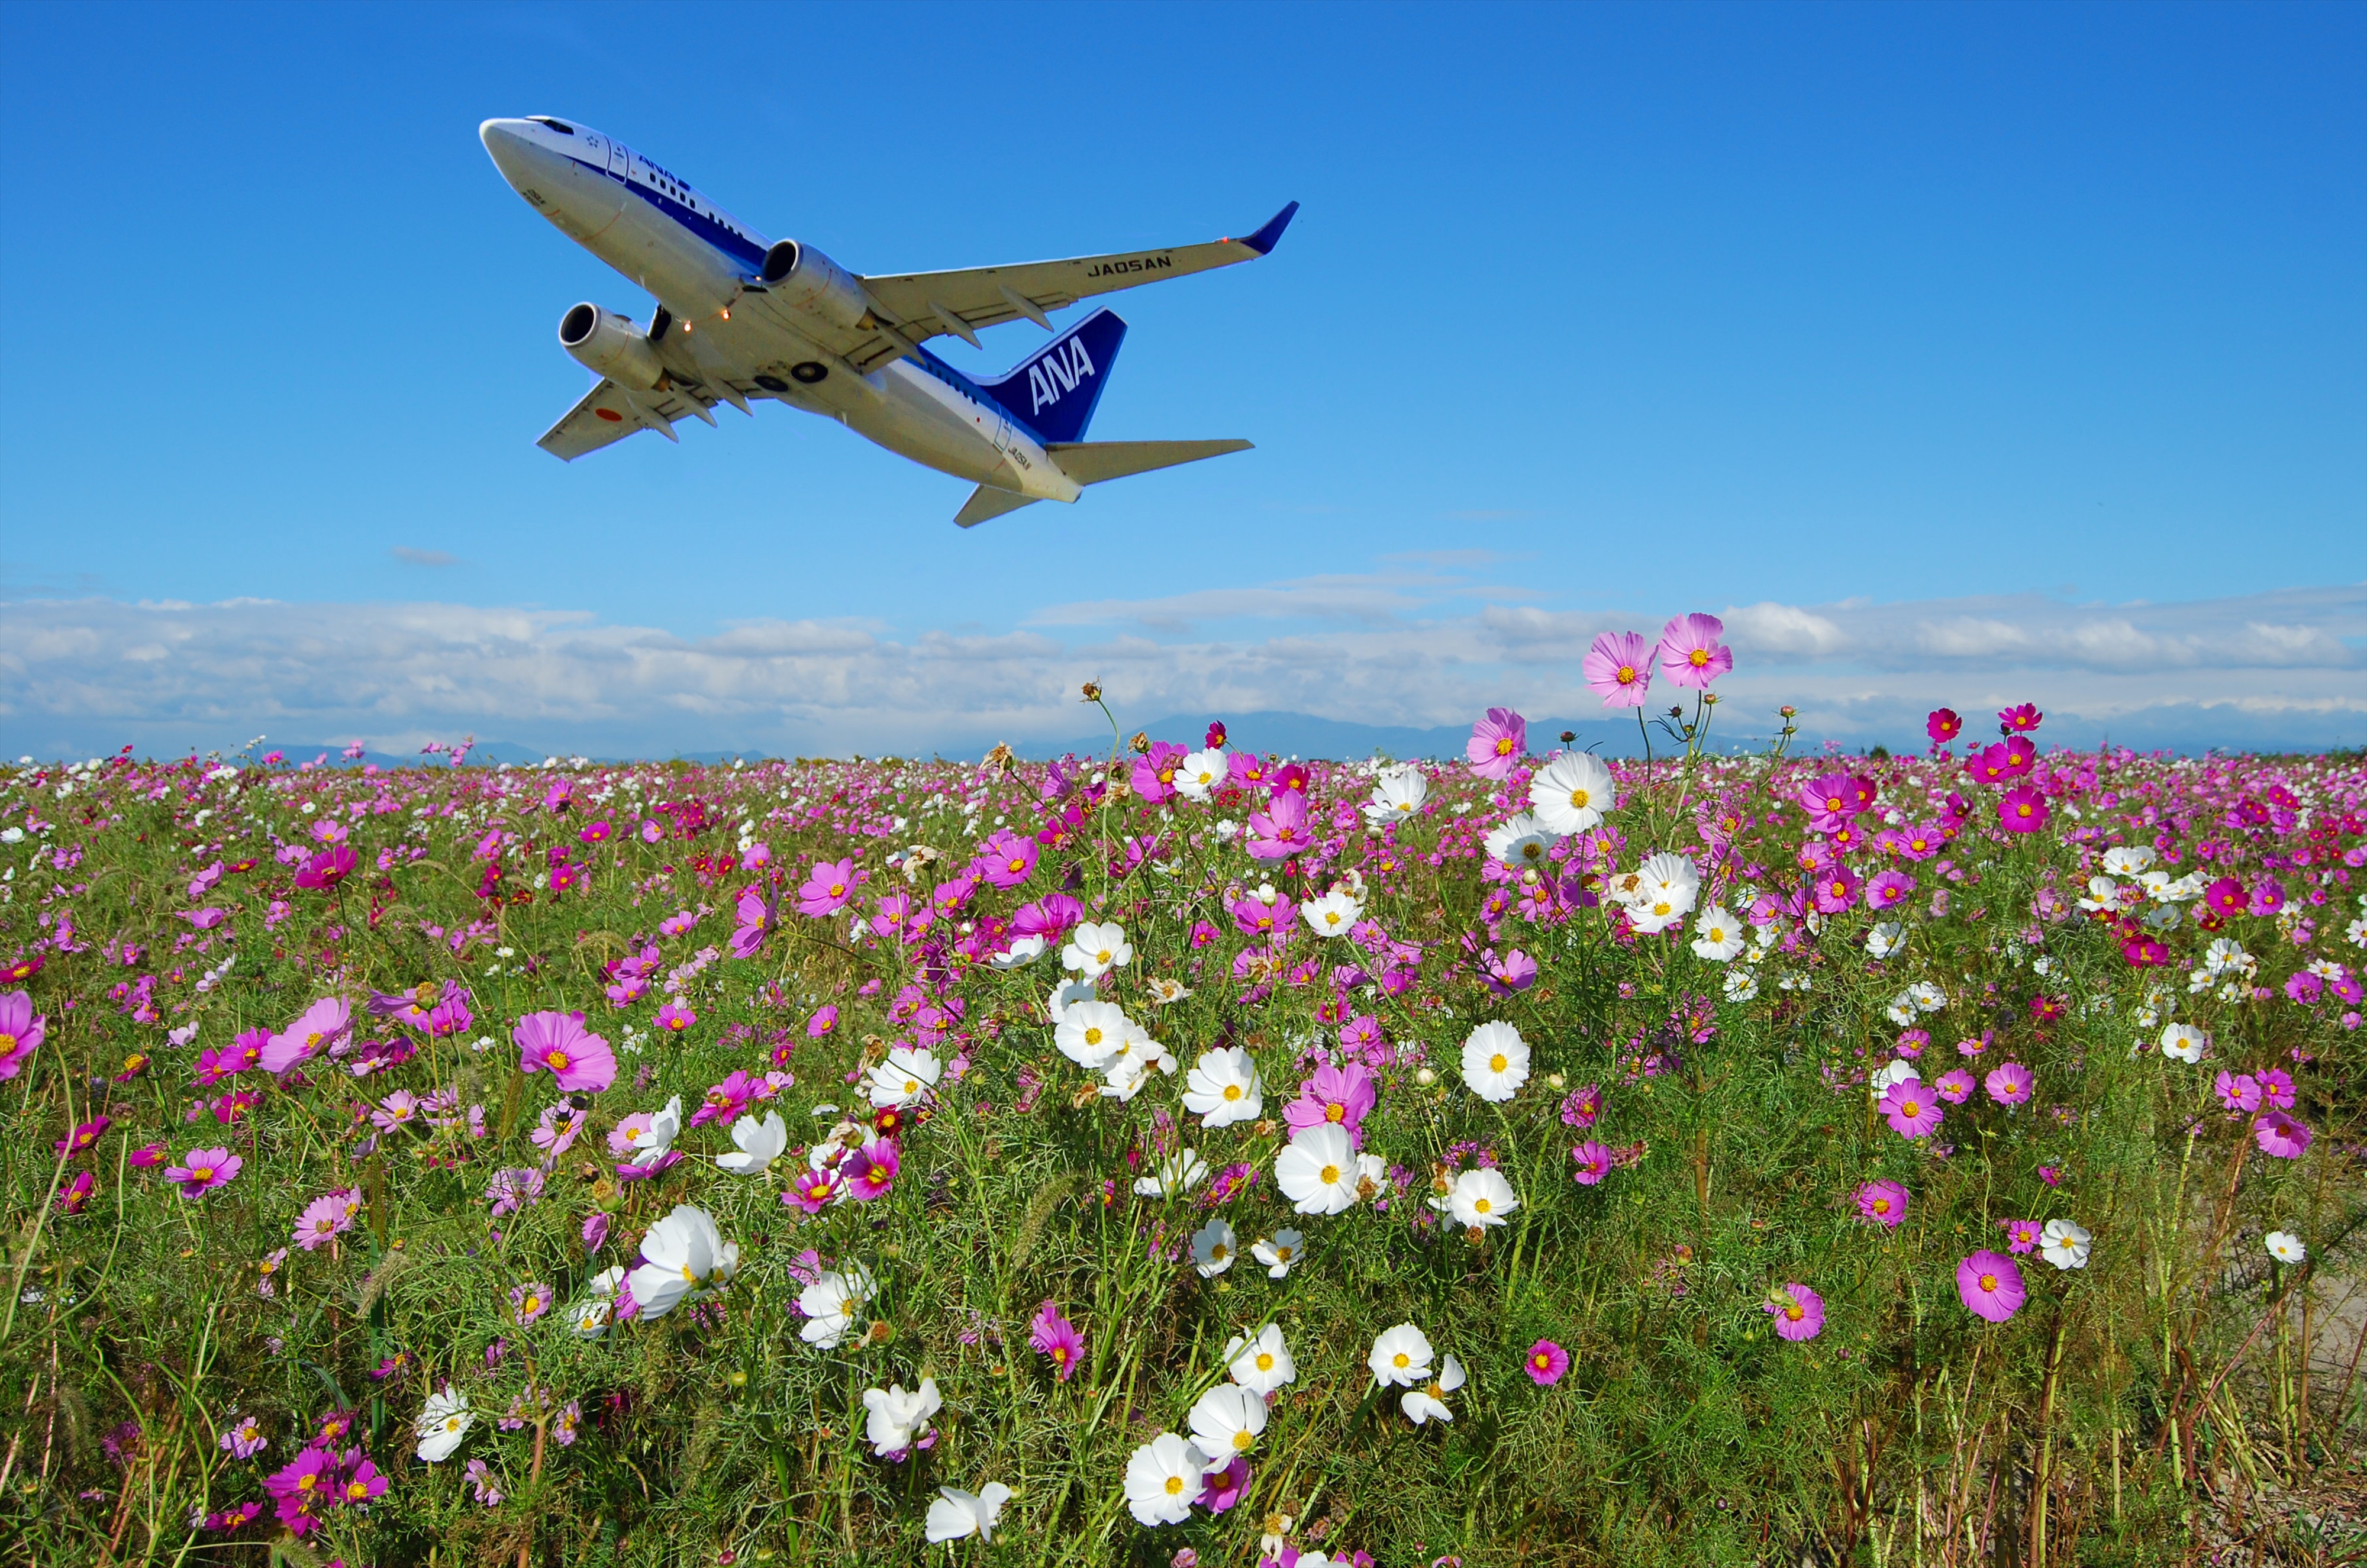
976;308;1127;444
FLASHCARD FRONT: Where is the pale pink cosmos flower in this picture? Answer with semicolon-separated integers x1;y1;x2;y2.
2253;1110;2312;1160
1655;613;1733;689
1465;708;1528;780
166;1146;242;1198
1984;1063;2034;1107
259;998;351;1075
1582;631;1655;708
1765;1283;1824;1341
514;1012;615;1094
1855;1179;1908;1228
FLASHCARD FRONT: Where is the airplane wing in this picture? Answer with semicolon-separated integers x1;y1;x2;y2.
536;378;718;460
852;202;1297;360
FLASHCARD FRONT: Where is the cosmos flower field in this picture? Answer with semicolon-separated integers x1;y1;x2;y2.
2;619;2362;1566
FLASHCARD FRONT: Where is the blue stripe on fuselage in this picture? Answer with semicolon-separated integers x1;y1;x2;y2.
556;153;768;271
902;345;1043;439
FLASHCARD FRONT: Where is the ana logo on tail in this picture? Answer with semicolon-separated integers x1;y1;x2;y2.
1027;337;1098;415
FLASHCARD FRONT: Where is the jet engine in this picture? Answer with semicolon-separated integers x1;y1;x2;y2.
557;303;665;389
759;240;870;333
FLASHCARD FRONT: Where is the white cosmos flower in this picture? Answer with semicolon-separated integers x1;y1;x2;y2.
1636;851;1701;924
1226;1324;1297;1394
2265;1230;2307;1264
2040;1218;2092;1270
569;1266;627;1338
1362;764;1429;825
1528;751;1616;835
1191;1217;1239;1278
1175;749;1228;801
1044;977;1100;1024
860;1376;941;1456
2101;845;2156;876
1186;1382;1268;1469
1868;1059;1921;1101
414;1385;473;1462
987;933;1046;969
1401;1354;1466;1425
1123;1433;1208;1526
1444;1166;1518;1229
1863;921;1905;959
1484;812;1561;869
1723;967;1760;1003
1250;1231;1305;1281
1182;1046;1263;1127
925;1482;1013;1543
1368;1322;1434;1388
796;1264;878;1348
1054;1000;1130;1069
1133;1148;1209;1199
631;1095;684;1161
714;1111;788;1175
1062;920;1133;977
1692;906;1747;962
1885;993;1918;1027
627;1204;739;1321
865;1046;942;1108
1274;1124;1359;1215
1460;1021;1530;1102
2159;1021;2208;1063
1907;981;1948;1014
1301;889;1363;938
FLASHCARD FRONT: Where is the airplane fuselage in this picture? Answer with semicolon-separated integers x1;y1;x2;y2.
481;117;1081;499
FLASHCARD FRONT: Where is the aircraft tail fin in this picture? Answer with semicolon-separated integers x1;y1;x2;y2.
976;308;1127;443
954;485;1040;528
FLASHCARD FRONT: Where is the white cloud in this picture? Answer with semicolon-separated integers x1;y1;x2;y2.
1;583;2360;759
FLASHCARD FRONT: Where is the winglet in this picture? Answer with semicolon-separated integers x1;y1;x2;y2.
1237;201;1299;256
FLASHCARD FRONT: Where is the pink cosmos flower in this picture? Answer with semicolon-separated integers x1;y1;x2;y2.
807;1005;840;1039
2204;877;2246;916
1926;708;1963;745
844;1139;899;1201
1655;612;1733;689
293;845;356;891
1465;708;1529;779
0;988;46;1080
656;1003;696;1034
1997;786;2049;834
260;998;351;1075
1571;1141;1613;1185
1866;870;1917;910
728;885;778;958
1283;1062;1377;1147
514;1011;616;1094
1997;702;2043;734
54;1116;110;1159
336;1448;387;1507
264;1444;338;1534
1984;1062;2034;1106
1524;1339;1570;1385
1998;1218;2042;1255
1856;1179;1908;1228
1879;1080;1943;1140
130;1143;166;1167
1956;1250;2026;1323
57;1171;94;1214
2255;1068;2295;1110
1246;790;1311;862
582;1212;611;1253
979;831;1038;889
2213;1072;2262;1112
1813;866;1860;914
509;1281;554;1327
783;1166;840;1213
1765;1283;1824;1341
797;858;860;916
2252;1110;2311;1160
293;1189;357;1251
166;1146;241;1198
220;1412;267;1459
1559;1083;1603;1128
1582;631;1655;708
1198;1454;1249;1514
1933;1069;1975;1104
1030;1299;1084;1381
1131;740;1188;804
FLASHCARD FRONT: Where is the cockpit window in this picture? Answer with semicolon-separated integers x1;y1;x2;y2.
529;117;575;134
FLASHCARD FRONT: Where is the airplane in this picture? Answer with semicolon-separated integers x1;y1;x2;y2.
479;116;1295;526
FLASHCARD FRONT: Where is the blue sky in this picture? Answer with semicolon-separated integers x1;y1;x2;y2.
2;1;2362;759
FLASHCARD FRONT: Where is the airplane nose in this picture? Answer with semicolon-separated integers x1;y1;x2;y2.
479;118;538;180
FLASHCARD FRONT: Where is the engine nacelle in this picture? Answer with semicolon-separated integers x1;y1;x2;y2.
557;303;664;389
759;239;870;333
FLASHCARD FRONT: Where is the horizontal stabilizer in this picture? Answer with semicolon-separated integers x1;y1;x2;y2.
954;485;1040;528
1044;439;1253;485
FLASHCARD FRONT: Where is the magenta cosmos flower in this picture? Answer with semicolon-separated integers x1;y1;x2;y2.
797;857;859;916
2252;1110;2312;1160
1524;1339;1570;1385
166;1146;242;1198
514;1011;615;1094
1997;786;2049;834
1855;1179;1908;1228
979;830;1038;889
1465;708;1527;779
0;988;47;1079
1030;1299;1084;1382
1655;612;1732;689
2204;877;2246;916
260;997;351;1075
783;1166;841;1213
292;1188;358;1251
1582;631;1655;708
1571;1140;1613;1185
1879;1080;1944;1140
1984;1062;2034;1106
1933;1069;1975;1104
844;1139;899;1201
1998;1218;2043;1255
1283;1062;1378;1147
509;1280;554;1327
293;844;357;891
1865;869;1917;911
1997;702;2043;734
1765;1283;1824;1341
1926;708;1962;745
1956;1250;2026;1323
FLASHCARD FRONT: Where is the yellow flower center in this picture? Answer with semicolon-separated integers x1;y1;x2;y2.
1318;1164;1340;1185
1617;665;1636;684
1785;1305;1804;1322
194;1166;214;1182
1095;948;1111;963
1569;789;1589;808
1394;1352;1410;1368
1474;1198;1491;1214
1256;1353;1275;1371
306;1031;324;1047
1233;1430;1255;1450
1873;1199;1890;1215
1489;1053;1508;1072
1222;1085;1242;1102
1901;1099;1921;1117
1083;1027;1103;1046
546;1050;570;1071
1325;1104;1345;1122
828;881;845;896
1688;647;1710;666
1979;1274;1998;1292
1165;1475;1185;1495
1494;737;1514;756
